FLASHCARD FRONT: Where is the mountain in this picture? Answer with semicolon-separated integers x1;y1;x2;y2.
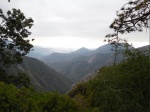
138;45;150;50
7;56;73;94
41;47;92;63
67;55;150;111
27;46;53;59
94;44;113;54
27;46;76;60
72;47;91;55
48;53;113;82
41;44;112;63
41;44;115;82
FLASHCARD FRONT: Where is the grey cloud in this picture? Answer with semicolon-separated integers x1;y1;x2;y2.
1;0;146;44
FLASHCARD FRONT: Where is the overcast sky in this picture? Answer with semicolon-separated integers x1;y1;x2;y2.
0;0;149;50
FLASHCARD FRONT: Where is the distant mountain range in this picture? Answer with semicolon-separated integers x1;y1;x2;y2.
27;46;75;59
27;46;53;59
41;44;116;82
138;45;150;51
41;44;149;83
41;44;113;63
5;44;149;94
7;56;73;94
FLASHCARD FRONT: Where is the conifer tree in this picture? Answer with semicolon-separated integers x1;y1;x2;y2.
105;0;150;65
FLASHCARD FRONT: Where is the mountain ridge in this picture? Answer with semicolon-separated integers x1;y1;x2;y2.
7;56;73;94
41;44;113;63
41;44;149;83
41;44;114;82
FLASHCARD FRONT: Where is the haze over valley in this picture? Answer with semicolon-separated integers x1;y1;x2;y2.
0;0;150;111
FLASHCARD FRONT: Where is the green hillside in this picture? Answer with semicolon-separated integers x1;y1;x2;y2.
1;54;149;112
68;55;150;111
49;53;113;82
7;56;73;94
0;82;84;112
43;44;117;83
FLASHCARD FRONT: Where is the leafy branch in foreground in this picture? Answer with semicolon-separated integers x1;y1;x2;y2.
0;7;34;86
105;0;150;65
68;55;150;111
0;82;84;112
106;0;150;38
0;8;34;67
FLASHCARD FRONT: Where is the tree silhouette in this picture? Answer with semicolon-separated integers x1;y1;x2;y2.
0;9;34;67
105;0;150;65
0;4;34;85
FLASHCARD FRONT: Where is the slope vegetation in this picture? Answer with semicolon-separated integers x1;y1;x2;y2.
49;53;113;82
41;44;116;82
68;55;150;111
8;56;73;94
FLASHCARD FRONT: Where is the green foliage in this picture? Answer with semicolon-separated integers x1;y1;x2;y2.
69;56;150;111
39;92;81;112
105;0;150;65
0;8;34;67
67;83;90;111
0;71;31;88
0;82;84;112
0;3;34;87
68;82;87;97
7;72;31;88
106;0;150;39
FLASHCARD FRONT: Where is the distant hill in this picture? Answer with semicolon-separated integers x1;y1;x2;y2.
7;56;73;94
41;44;115;82
41;47;92;63
41;44;149;83
138;45;150;51
27;46;53;59
41;44;112;63
94;44;113;54
72;47;91;55
48;53;113;82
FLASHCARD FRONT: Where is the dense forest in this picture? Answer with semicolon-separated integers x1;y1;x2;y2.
0;0;150;111
68;55;150;111
0;52;149;111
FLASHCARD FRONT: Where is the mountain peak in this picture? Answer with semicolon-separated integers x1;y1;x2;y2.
71;47;90;55
79;47;88;50
95;44;112;54
74;47;89;52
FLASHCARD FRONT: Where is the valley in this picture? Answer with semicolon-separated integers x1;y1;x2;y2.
24;44;149;93
40;44;119;83
0;0;149;111
7;56;73;94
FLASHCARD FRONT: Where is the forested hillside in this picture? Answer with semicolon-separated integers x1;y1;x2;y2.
42;44;117;82
7;56;73;94
0;82;84;112
49;53;113;82
68;55;150;111
1;54;149;111
0;0;149;111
